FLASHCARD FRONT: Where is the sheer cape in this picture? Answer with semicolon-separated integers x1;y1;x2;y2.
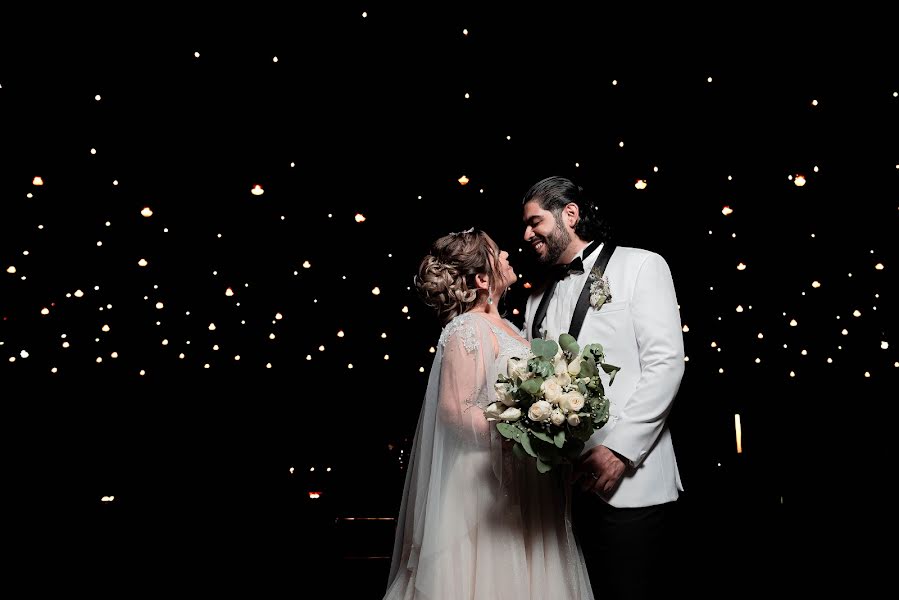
384;313;594;599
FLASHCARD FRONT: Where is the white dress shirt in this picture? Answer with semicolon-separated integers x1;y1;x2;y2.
537;242;604;341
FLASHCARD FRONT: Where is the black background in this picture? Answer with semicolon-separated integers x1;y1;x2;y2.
1;6;895;595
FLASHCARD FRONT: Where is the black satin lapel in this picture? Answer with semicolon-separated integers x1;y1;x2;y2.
568;244;616;340
531;239;604;340
531;280;557;339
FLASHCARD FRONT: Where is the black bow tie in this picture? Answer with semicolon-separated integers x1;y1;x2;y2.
549;256;585;280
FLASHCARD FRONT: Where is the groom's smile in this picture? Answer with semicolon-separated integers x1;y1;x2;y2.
523;198;575;266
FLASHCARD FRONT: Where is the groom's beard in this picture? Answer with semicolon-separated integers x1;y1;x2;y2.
536;223;571;266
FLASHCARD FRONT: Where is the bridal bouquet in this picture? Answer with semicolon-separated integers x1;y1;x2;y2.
485;333;620;473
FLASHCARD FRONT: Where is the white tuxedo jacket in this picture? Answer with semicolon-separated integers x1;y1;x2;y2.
525;245;685;507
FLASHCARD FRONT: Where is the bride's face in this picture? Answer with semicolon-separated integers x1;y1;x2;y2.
494;247;517;288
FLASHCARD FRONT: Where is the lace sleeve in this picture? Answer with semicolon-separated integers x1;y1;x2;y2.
437;315;492;442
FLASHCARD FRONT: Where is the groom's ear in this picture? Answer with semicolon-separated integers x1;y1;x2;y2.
563;202;580;228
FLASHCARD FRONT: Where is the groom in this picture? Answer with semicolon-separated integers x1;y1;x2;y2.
521;176;685;600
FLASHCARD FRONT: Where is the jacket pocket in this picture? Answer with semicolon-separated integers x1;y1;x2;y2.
595;300;627;314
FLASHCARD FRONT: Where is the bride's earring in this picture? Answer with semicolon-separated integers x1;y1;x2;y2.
487;287;494;305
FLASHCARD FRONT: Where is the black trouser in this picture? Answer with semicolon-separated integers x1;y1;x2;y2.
572;492;678;600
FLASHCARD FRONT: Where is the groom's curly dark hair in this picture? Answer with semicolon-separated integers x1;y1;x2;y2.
521;175;612;244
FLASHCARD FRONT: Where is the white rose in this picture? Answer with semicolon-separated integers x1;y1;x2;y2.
484;402;504;420
528;400;553;422
554;371;571;388
554;357;568;376
567;413;581;426
498;407;522;421
559;390;586;413
567;357;582;376
541;379;564;404
494;382;516;406
550;409;565;426
507;356;529;380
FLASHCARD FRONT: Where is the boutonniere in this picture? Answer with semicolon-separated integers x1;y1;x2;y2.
588;265;612;310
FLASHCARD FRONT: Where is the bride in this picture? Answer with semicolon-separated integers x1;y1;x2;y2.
382;228;594;599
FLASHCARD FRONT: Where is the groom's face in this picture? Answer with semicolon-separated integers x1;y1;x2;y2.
522;200;571;266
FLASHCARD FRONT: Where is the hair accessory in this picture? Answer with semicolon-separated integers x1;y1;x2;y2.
449;227;475;236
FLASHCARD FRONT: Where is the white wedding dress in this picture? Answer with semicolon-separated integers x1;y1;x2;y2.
384;312;594;599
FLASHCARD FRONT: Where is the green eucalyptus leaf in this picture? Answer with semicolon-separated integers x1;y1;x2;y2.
531;430;554;444
582;342;605;359
519;432;537;458
520;377;544;396
558;333;579;356
531;338;558;360
593;399;609;426
554;429;566;448
580;357;598;377
495;422;520;440
602;363;621;385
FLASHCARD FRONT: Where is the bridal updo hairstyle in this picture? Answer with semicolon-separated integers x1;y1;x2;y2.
415;229;502;326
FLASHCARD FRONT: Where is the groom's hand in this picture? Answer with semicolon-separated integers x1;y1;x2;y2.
573;445;627;496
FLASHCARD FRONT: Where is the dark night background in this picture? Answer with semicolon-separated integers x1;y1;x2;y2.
1;6;895;596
